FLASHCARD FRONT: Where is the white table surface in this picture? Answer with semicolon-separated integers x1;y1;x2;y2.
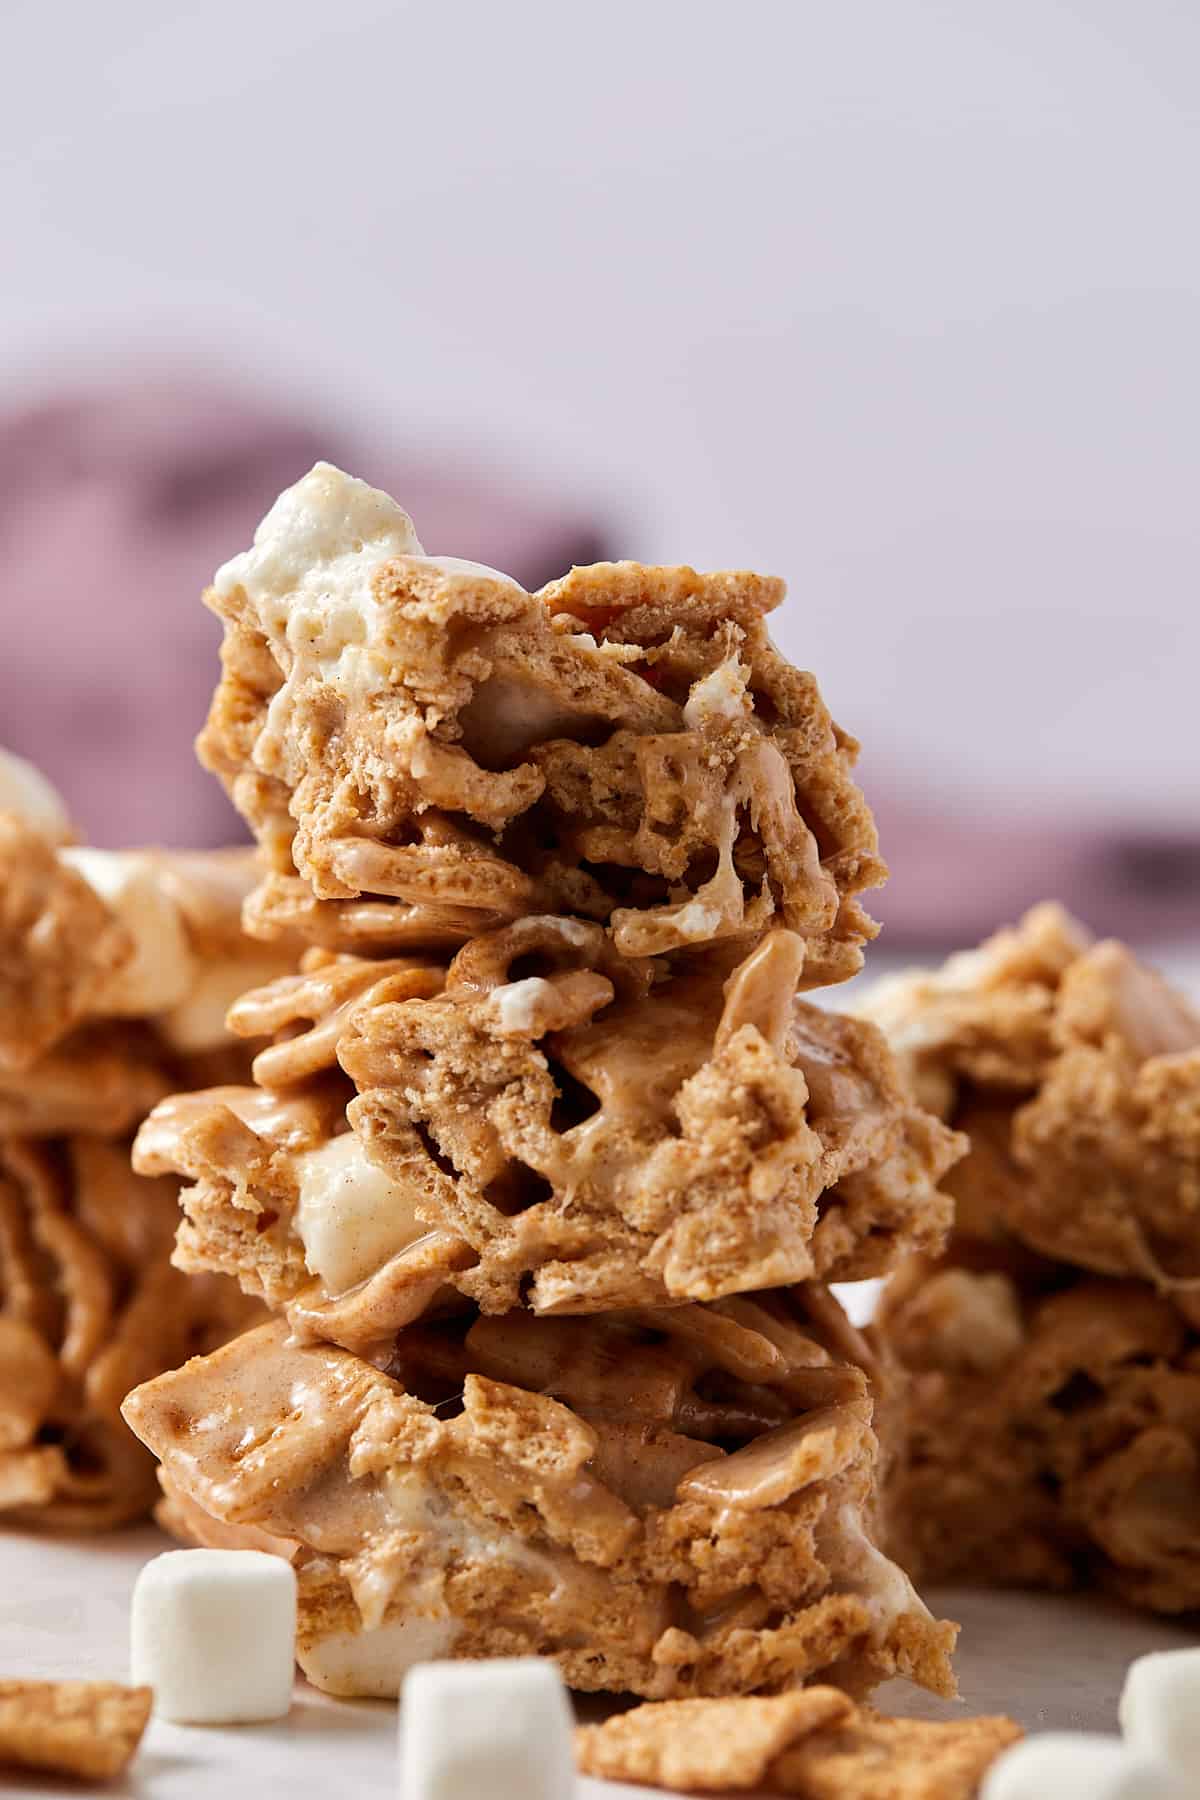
0;1525;1194;1797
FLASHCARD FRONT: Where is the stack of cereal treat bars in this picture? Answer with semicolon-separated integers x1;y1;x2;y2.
858;905;1200;1613
122;463;970;1702
0;750;285;1527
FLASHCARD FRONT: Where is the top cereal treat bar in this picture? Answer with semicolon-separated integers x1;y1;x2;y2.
199;464;885;979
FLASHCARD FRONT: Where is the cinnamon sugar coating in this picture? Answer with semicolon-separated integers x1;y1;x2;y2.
862;907;1200;1611
0;1136;256;1530
201;500;885;975
123;1286;956;1701
134;928;962;1340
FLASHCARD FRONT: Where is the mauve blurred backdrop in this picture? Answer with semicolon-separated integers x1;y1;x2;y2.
1;2;1196;970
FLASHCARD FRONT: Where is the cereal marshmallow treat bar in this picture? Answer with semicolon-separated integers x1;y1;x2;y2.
859;905;1200;1611
122;468;961;1705
123;1285;958;1701
198;463;886;982
0;751;278;1526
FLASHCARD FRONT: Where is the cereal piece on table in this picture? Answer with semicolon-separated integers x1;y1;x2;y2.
981;1733;1188;1800
200;462;885;977
574;1694;1021;1796
400;1658;575;1800
770;1709;1023;1799
572;1690;854;1790
1119;1649;1200;1784
0;1678;152;1780
130;1549;297;1723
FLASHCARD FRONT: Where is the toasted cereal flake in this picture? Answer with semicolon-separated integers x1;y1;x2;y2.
0;1679;152;1780
770;1708;1023;1800
576;1697;1021;1797
574;1690;854;1790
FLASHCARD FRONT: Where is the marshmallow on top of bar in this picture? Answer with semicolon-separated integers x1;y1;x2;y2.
133;927;963;1349
199;464;885;979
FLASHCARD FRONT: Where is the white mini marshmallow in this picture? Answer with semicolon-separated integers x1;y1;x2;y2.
399;1657;575;1800
131;1549;297;1724
293;1132;424;1295
1120;1649;1200;1784
982;1733;1189;1800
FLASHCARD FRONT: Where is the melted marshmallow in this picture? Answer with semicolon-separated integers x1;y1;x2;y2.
293;1134;425;1296
300;1614;461;1700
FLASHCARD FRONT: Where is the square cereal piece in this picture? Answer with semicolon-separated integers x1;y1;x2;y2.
770;1708;1024;1800
575;1696;1020;1798
0;1679;152;1781
573;1690;855;1791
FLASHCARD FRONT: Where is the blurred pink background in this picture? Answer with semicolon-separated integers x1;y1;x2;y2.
1;3;1196;958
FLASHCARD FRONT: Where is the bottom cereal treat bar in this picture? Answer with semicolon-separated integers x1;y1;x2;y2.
0;1679;152;1782
0;1135;257;1530
879;1257;1200;1613
574;1691;1022;1798
122;1287;957;1701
